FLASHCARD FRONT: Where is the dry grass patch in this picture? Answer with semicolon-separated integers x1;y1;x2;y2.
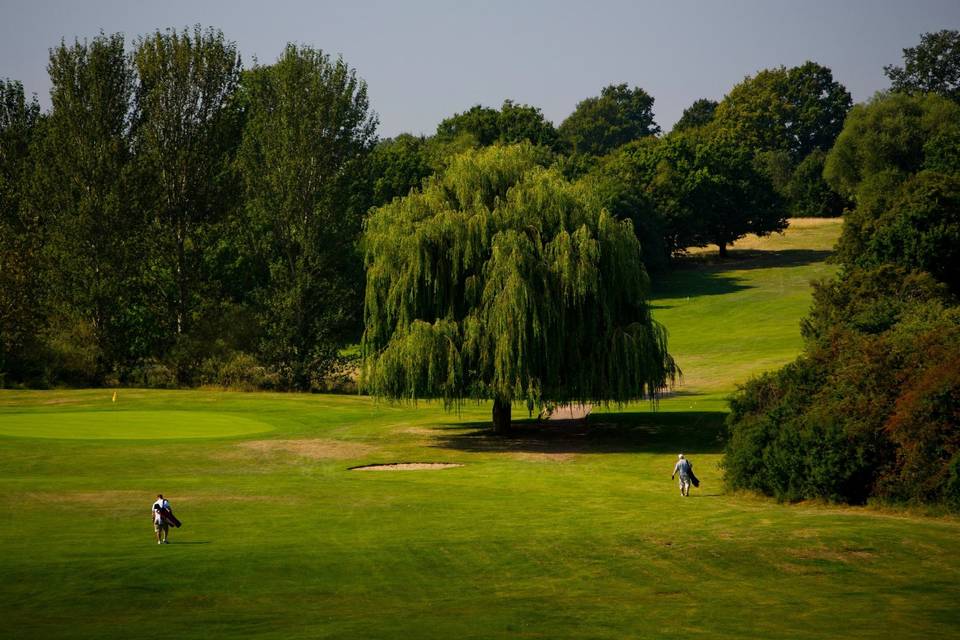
395;426;440;437
230;438;377;460
784;217;843;229
508;452;577;463
785;545;877;563
20;490;143;507
16;490;297;508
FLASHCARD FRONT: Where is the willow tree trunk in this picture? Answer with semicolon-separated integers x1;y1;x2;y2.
493;397;512;433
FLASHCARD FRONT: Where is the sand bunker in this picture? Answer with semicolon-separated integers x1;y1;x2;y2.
349;462;464;471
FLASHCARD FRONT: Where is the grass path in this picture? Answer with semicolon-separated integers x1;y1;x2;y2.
2;218;959;639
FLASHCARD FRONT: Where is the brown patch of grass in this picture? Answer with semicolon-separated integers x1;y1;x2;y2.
784;217;842;229
395;426;439;437
775;562;827;576
508;452;577;463
16;490;299;508
20;490;143;506
228;438;377;460
686;217;841;254
785;545;877;563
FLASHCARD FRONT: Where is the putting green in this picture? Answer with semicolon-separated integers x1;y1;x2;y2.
0;410;273;439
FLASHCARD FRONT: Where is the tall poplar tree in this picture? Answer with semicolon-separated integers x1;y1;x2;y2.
237;45;377;389
361;144;677;432
0;79;41;383
32;33;138;382
132;26;242;357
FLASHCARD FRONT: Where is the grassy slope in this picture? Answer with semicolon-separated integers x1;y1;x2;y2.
2;219;959;639
648;218;844;410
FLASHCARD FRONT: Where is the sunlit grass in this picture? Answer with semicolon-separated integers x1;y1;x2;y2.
3;216;958;639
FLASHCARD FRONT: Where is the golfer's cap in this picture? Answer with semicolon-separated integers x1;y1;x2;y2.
678;453;684;459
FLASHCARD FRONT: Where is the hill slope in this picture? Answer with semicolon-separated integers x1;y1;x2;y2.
648;217;841;411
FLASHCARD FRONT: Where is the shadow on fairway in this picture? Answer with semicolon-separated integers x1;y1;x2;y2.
168;541;212;545
432;411;727;456
711;248;833;271
651;248;833;305
675;248;833;272
651;270;750;302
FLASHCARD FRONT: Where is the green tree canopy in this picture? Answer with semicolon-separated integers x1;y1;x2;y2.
576;139;668;272
368;133;434;208
725;265;960;506
558;84;659;156
435;100;560;150
237;44;377;390
361;144;677;432
616;131;785;257
132;26;243;372
713;62;851;161
824;92;960;200
854;171;960;294
672;98;717;133
31;33;141;383
0;79;42;383
885;30;960;103
784;149;847;217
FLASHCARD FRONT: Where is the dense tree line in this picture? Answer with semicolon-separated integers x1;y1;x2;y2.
0;29;373;389
8;26;950;396
724;90;960;509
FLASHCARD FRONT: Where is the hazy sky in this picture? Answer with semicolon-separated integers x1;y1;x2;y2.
1;0;958;137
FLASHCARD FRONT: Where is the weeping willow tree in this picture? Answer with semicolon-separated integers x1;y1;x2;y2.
361;144;677;432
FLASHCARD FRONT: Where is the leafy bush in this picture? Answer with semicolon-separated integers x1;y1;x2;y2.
785;149;847;217
199;351;278;390
42;314;101;386
867;172;960;293
725;266;960;507
882;346;960;503
133;361;176;388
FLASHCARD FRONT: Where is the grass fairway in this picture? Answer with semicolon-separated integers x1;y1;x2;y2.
2;219;959;639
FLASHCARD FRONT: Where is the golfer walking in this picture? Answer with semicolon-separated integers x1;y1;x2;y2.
672;454;694;497
152;494;172;544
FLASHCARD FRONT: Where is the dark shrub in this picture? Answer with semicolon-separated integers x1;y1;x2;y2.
726;266;960;508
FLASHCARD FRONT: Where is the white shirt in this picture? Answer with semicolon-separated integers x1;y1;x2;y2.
153;498;170;524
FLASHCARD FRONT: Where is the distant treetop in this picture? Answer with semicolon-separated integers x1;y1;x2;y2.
713;61;851;161
885;30;960;103
435;100;560;150
672;98;717;133
559;84;659;156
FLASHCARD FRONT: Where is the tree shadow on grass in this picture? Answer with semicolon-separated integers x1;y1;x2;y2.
675;248;833;272
650;248;832;302
652;271;751;301
431;411;727;456
710;248;834;271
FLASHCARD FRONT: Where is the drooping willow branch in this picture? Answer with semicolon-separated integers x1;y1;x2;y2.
361;143;677;413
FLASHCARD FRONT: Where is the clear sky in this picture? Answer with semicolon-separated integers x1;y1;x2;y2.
1;0;958;137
